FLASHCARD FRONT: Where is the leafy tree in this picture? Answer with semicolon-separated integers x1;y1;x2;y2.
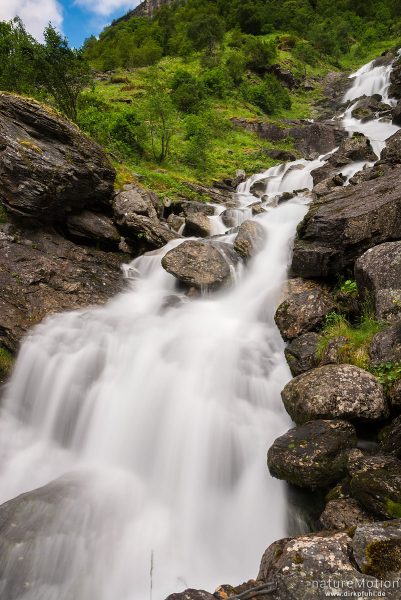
171;70;205;113
36;25;93;121
243;74;291;114
142;74;179;162
243;37;278;74
186;13;225;51
0;18;38;94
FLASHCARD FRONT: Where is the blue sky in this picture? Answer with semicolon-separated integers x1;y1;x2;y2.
0;0;141;47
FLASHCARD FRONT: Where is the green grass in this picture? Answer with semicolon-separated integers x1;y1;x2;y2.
317;309;385;370
0;347;14;383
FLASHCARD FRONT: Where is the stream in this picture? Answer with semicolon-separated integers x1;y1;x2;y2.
0;54;399;599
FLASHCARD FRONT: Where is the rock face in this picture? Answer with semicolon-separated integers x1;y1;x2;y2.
355;242;401;322
275;280;334;341
389;57;401;99
292;166;401;278
113;186;177;249
233;220;266;260
320;498;373;530
284;332;321;376
393;101;401;126
350;455;401;519
161;241;239;290
282;364;388;424
0;225;126;352
0;93;115;222
257;526;401;600
66;211;120;248
267;420;357;488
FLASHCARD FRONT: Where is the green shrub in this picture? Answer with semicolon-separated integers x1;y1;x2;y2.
242;74;291;114
171;70;205;113
201;67;232;99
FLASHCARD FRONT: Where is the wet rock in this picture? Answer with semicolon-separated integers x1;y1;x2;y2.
355;242;401;322
113;187;177;248
66;211;120;248
180;201;215;217
282;364;388;425
268;420;357;489
161;240;239;291
164;591;215;600
220;209;241;228
381;129;401;164
184;213;212;238
369;324;401;365
0;226;126;352
379;416;401;458
275;281;335;341
352;520;401;577
311;133;376;185
250;180;268;199
285;332;321;376
319;336;348;366
350;455;401;518
313;173;346;197
351;95;391;121
292;166;401;278
392;101;401;126
167;214;185;233
320;498;373;530
0;92;115;223
264;149;297;162
389;57;401;99
233;220;266;260
249;202;266;216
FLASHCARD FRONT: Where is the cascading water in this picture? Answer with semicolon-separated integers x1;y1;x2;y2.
0;54;399;600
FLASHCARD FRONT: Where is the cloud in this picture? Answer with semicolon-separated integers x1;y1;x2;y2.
75;0;140;17
0;0;63;40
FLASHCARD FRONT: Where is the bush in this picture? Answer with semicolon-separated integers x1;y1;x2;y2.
171;70;205;113
183;114;212;172
225;50;246;84
243;37;278;74
243;74;291;114
201;67;232;98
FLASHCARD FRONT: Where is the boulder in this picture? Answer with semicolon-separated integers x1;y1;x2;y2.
281;364;388;425
167;214;185;233
390;380;401;410
165;592;214;600
311;133;376;185
355;242;401;322
369;324;401;365
264;149;297;162
275;280;335;341
351;95;391;121
319;498;373;530
249;202;266;216
161;241;239;291
66;211;120;248
0;225;126;352
284;332;321;376
389;57;401;99
113;187;177;248
319;336;348;366
381;129;401;164
267;420;357;489
350;455;401;518
379;416;401;458
392;101;401;126
180;201;215;217
0;92;115;223
233;220;266;260
184;213;212;238
257;528;401;600
291;166;401;278
352;520;401;577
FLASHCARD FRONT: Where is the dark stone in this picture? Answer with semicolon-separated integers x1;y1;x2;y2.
164;591;215;600
352;520;401;577
233;220;266;260
184;213;212;238
282;364;388;425
0;92;115;223
285;332;321;376
264;149;297;162
392;101;401;126
355;242;401;322
66;211;120;248
319;336;348;366
381;130;401;164
319;498;373;530
350;455;401;519
180;201;215;217
369;324;401;365
379;416;401;458
268;420;357;489
351;96;391;121
389;57;401;99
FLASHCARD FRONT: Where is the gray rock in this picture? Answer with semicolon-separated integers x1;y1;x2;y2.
275;280;335;341
369;324;401;365
268;420;357;489
355;242;401;322
282;364;388;425
161;240;239;291
352;520;401;577
319;498;373;530
165;591;214;600
233;220;266;260
66;211;120;247
389;57;401;99
351;95;391;121
184;213;212;238
167;214;185;233
180;201;215;217
350;455;401;518
381;129;401;164
0;92;115;223
392;101;401;126
379;416;401;458
319;336;348;365
285;333;321;376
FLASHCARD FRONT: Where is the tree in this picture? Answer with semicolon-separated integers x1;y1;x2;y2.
36;25;93;121
0;18;38;94
186;13;225;51
142;73;179;162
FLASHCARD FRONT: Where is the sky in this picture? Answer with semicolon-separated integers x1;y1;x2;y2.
0;0;142;47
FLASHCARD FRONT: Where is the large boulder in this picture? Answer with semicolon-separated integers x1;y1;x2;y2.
352;520;401;577
233;220;266;260
161;241;239;291
281;364;388;424
351;95;391;121
0;92;115;223
183;213;212;238
291;166;401;278
369;324;401;365
0;225;126;352
65;211;120;248
267;420;357;488
350;455;401;519
284;332;321;376
113;187;177;249
319;498;373;530
355;242;401;322
275;279;335;341
381;130;401;164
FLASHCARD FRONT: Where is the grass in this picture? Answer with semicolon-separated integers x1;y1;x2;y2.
0;347;14;383
317;308;385;370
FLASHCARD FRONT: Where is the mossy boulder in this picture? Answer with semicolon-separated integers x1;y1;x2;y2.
352;521;401;577
319;498;373;530
350;455;401;519
268;420;357;489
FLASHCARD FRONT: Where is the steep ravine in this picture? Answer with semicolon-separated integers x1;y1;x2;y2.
0;52;400;600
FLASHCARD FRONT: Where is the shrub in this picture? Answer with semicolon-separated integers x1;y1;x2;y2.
201;67;232;98
242;74;291;114
171;70;205;113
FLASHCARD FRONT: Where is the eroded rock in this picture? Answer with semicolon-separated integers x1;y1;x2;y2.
350;455;401;518
233;220;266;260
319;498;373;530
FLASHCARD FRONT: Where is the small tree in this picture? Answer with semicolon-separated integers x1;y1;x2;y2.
36;25;93;121
143;74;179;162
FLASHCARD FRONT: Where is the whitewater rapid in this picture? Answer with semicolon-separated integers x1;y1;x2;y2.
0;53;399;599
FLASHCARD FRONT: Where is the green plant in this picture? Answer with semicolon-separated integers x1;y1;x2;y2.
0;347;14;383
372;362;401;389
339;279;358;296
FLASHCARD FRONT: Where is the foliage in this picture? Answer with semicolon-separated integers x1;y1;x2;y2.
373;362;401;389
339;279;358;296
171;70;205;113
0;347;14;383
242;74;291;114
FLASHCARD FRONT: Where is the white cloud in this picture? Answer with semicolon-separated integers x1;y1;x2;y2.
75;0;140;17
0;0;63;40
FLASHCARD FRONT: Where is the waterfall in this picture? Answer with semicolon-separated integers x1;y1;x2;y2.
0;53;398;599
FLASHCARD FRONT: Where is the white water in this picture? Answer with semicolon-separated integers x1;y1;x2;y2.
0;54;398;599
